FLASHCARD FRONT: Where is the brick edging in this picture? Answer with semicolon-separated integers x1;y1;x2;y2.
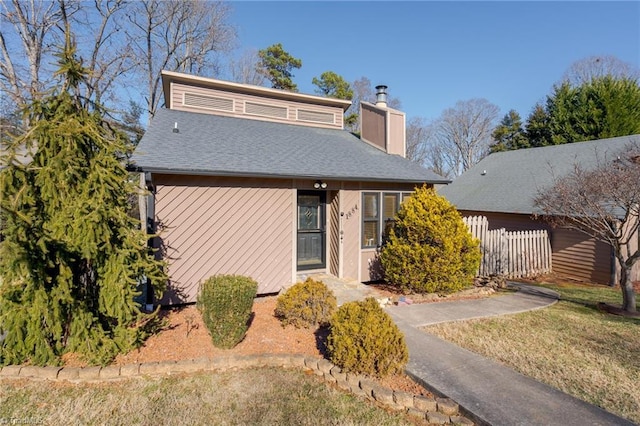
0;355;472;424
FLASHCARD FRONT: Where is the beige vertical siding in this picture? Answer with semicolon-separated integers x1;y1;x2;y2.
154;175;294;303
340;188;361;280
387;110;406;157
170;83;344;129
360;104;386;150
329;191;340;276
360;249;382;282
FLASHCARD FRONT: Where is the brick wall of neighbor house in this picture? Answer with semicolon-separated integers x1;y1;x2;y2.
153;174;294;304
170;82;344;130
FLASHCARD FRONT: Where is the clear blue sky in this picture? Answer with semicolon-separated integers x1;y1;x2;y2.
226;1;640;121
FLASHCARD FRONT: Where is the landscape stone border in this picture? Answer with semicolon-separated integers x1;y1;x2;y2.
0;354;473;425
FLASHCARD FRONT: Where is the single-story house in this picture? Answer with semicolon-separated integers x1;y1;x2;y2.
130;71;448;304
440;135;640;285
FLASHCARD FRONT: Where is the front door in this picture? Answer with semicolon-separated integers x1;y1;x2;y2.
297;191;326;270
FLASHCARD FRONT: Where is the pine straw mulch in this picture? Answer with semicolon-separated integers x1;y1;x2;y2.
63;295;430;396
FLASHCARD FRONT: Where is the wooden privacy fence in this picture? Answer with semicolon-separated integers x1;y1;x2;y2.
463;216;552;278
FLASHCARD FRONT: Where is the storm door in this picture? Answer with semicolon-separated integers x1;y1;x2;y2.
297;191;326;270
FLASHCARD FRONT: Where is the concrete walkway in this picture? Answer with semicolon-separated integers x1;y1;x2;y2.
386;282;560;327
307;274;634;425
387;283;635;426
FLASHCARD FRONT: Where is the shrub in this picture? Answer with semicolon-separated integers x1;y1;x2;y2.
196;274;258;349
275;278;337;328
327;297;408;378
380;185;481;294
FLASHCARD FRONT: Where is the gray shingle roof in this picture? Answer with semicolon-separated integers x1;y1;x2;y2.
130;109;448;184
440;134;640;215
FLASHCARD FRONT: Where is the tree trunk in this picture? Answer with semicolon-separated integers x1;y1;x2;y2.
619;263;637;313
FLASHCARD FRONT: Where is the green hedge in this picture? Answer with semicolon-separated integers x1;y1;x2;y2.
380;185;481;294
197;274;258;349
327;297;408;378
275;278;337;328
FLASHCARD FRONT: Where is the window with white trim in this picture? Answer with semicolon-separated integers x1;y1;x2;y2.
362;191;412;248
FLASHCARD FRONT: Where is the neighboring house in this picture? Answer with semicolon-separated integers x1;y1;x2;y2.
440;135;640;285
130;71;448;304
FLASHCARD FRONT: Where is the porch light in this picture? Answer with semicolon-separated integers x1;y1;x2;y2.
314;180;328;189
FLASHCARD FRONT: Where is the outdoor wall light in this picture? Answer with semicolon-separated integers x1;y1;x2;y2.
314;180;328;189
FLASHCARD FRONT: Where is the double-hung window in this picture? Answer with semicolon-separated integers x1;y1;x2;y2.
362;193;380;248
362;191;412;248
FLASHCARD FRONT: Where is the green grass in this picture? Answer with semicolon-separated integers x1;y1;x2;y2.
0;368;422;426
426;283;640;424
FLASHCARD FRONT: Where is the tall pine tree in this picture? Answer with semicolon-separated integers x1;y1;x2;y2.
0;31;166;366
490;109;529;152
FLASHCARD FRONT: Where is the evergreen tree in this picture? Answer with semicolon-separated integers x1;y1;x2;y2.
490;109;529;152
546;77;640;144
312;71;354;99
380;186;481;294
120;101;145;146
257;43;302;91
522;76;640;148
0;32;166;366
524;104;552;147
312;71;357;127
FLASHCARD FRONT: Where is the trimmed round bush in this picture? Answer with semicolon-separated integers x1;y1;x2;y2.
380;185;481;294
275;278;337;328
197;274;258;349
327;297;408;378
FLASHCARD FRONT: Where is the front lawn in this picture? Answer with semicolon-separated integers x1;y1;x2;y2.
0;368;420;425
426;282;640;424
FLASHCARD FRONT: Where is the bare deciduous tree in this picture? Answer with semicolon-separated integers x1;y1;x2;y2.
534;141;640;312
228;48;265;86
0;0;71;107
1;0;236;125
425;134;460;179
75;0;133;105
405;116;431;167
562;55;640;86
127;0;235;119
431;98;499;177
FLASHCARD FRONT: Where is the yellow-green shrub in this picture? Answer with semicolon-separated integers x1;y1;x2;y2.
380;185;481;294
275;278;337;328
197;274;258;349
327;297;408;378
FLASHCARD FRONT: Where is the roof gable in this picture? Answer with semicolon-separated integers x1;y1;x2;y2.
440;134;640;214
